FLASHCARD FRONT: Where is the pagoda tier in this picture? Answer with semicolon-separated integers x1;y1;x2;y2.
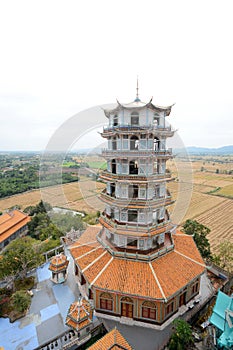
98;97;176;254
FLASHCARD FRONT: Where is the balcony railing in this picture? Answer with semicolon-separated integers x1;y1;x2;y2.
99;214;173;233
100;171;172;181
96;228;174;261
102;148;172;157
102;124;172;133
100;189;173;207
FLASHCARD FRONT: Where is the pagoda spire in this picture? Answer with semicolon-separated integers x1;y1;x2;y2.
135;76;140;102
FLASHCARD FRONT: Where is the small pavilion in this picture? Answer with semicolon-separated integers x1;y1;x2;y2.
210;290;233;348
49;253;69;283
66;297;93;336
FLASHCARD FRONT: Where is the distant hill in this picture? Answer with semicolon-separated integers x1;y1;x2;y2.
186;145;233;155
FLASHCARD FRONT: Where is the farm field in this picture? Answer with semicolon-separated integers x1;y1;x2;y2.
0;154;232;253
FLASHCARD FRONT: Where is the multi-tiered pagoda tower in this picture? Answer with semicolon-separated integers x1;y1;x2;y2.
70;90;205;326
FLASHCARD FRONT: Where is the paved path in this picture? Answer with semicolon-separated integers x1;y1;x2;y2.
0;250;80;350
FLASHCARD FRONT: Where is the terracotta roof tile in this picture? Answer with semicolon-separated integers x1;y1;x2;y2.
95;258;163;299
88;328;133;350
0;210;30;244
71;227;205;300
77;247;105;271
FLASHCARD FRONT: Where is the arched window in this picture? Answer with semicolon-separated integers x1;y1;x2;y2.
154;137;160;151
131;112;139;126
121;296;134;318
100;292;113;311
141;301;157;320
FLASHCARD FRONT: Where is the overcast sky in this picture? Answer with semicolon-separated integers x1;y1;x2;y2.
0;0;232;151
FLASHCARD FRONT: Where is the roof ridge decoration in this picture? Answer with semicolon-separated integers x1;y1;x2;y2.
90;256;113;286
82;250;107;273
76;245;102;260
174;249;206;267
149;262;167;301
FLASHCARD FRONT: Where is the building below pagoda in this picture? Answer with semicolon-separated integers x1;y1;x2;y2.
49;253;69;283
70;92;206;328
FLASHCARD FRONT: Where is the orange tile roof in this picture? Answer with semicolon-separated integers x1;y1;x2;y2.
66;298;93;331
88;328;133;350
0;210;30;244
49;254;69;272
71;227;205;300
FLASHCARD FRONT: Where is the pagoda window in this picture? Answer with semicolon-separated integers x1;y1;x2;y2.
111;159;116;174
154;137;160;151
152;210;158;223
128;184;138;199
140;135;147;150
121;184;128;198
121;160;128;174
138;212;146;224
142;301;157;320
112;137;117;150
114;208;120;221
128;209;138;222
155;185;160;198
127;237;137;247
113;114;118;126
120;209;128;222
139;186;146;199
110;183;115;197
153;114;160;127
100;292;113;311
129;160;138;175
130;135;139;150
138;159;146;176
122;135;129;149
131;112;139;126
148;134;153;150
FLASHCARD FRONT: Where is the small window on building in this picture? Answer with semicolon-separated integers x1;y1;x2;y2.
165;301;174;316
100;292;113;311
142;301;157;320
192;281;199;295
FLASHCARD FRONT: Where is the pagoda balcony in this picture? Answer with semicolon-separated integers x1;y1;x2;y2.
99;189;173;208
99;171;173;183
101;148;173;159
96;228;174;261
101;124;174;137
99;214;174;237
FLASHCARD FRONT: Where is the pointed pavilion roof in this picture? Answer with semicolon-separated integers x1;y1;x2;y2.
66;297;93;331
88;327;133;350
103;97;175;118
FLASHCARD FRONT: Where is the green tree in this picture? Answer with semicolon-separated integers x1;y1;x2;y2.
183;219;212;259
0;237;43;284
168;319;194;350
11;290;31;313
213;241;233;274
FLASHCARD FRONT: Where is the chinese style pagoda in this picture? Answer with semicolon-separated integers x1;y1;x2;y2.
70;89;205;325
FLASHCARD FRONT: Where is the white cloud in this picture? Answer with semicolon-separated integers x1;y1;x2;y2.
0;0;232;150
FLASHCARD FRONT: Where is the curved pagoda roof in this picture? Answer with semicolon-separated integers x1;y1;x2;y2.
66;297;93;331
49;253;69;272
104;97;175;117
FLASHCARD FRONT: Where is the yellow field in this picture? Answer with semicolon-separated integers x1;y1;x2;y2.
0;155;232;253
